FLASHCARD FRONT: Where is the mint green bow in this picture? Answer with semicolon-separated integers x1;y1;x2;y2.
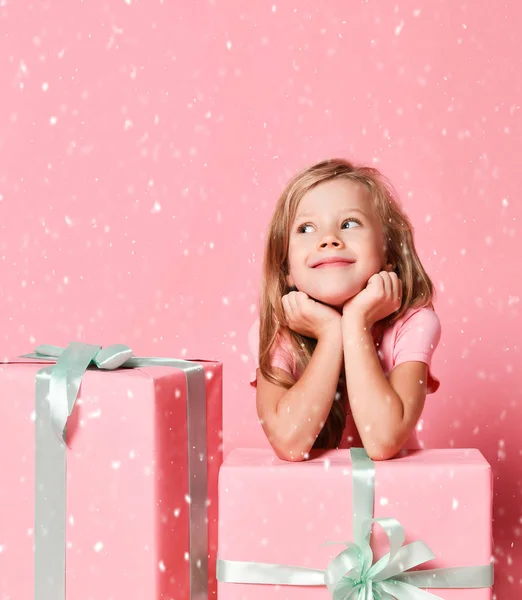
217;448;493;599
24;342;134;443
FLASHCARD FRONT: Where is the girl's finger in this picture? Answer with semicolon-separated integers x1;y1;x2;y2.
370;272;385;296
286;294;300;323
391;273;402;301
380;271;393;297
282;295;292;322
287;292;299;313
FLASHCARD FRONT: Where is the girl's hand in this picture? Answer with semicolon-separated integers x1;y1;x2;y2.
342;271;402;327
282;291;341;340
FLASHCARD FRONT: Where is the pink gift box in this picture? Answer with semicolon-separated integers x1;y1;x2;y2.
0;355;222;600
217;448;493;599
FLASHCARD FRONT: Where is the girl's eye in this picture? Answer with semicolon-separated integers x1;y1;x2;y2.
342;218;362;229
297;218;362;233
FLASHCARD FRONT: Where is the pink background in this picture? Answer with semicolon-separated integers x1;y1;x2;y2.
0;1;520;596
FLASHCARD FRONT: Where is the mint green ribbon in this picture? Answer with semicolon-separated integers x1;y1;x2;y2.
217;447;493;599
18;342;209;600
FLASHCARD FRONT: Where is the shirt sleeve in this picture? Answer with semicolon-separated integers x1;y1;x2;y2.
392;308;442;394
248;319;295;388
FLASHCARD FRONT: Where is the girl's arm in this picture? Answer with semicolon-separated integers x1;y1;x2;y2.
256;326;343;461
342;316;427;460
256;291;344;461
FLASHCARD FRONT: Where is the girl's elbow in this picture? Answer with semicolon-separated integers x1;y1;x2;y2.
274;447;308;462
366;447;398;461
268;433;313;462
364;438;403;461
271;438;312;462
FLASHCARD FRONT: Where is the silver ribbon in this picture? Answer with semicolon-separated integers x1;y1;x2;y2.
19;342;209;600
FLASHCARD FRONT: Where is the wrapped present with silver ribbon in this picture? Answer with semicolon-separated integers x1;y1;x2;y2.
217;447;493;599
0;342;222;600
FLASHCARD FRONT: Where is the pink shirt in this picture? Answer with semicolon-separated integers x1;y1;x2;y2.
248;307;442;450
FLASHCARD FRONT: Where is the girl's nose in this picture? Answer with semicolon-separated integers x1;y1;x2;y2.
319;234;344;249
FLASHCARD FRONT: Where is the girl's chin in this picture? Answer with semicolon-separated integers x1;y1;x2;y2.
311;294;354;309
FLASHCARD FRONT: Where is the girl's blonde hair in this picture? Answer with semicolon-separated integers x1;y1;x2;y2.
258;158;435;449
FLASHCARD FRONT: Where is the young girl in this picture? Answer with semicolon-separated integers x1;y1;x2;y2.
248;159;441;462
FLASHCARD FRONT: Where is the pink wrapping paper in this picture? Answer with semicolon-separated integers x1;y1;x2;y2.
218;448;492;599
0;358;222;600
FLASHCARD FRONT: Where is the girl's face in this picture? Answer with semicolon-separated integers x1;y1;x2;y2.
286;178;388;309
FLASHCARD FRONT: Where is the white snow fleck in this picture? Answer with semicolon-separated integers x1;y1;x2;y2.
111;460;121;470
502;197;509;207
184;495;191;504
159;560;166;572
94;541;104;552
394;21;404;35
42;82;49;92
30;410;36;422
50;116;58;125
0;545;4;553
151;201;161;213
184;552;189;561
129;450;136;459
379;497;389;506
124;119;133;130
222;297;229;306
452;498;458;510
173;508;181;518
226;40;232;50
87;408;101;419
69;515;75;525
